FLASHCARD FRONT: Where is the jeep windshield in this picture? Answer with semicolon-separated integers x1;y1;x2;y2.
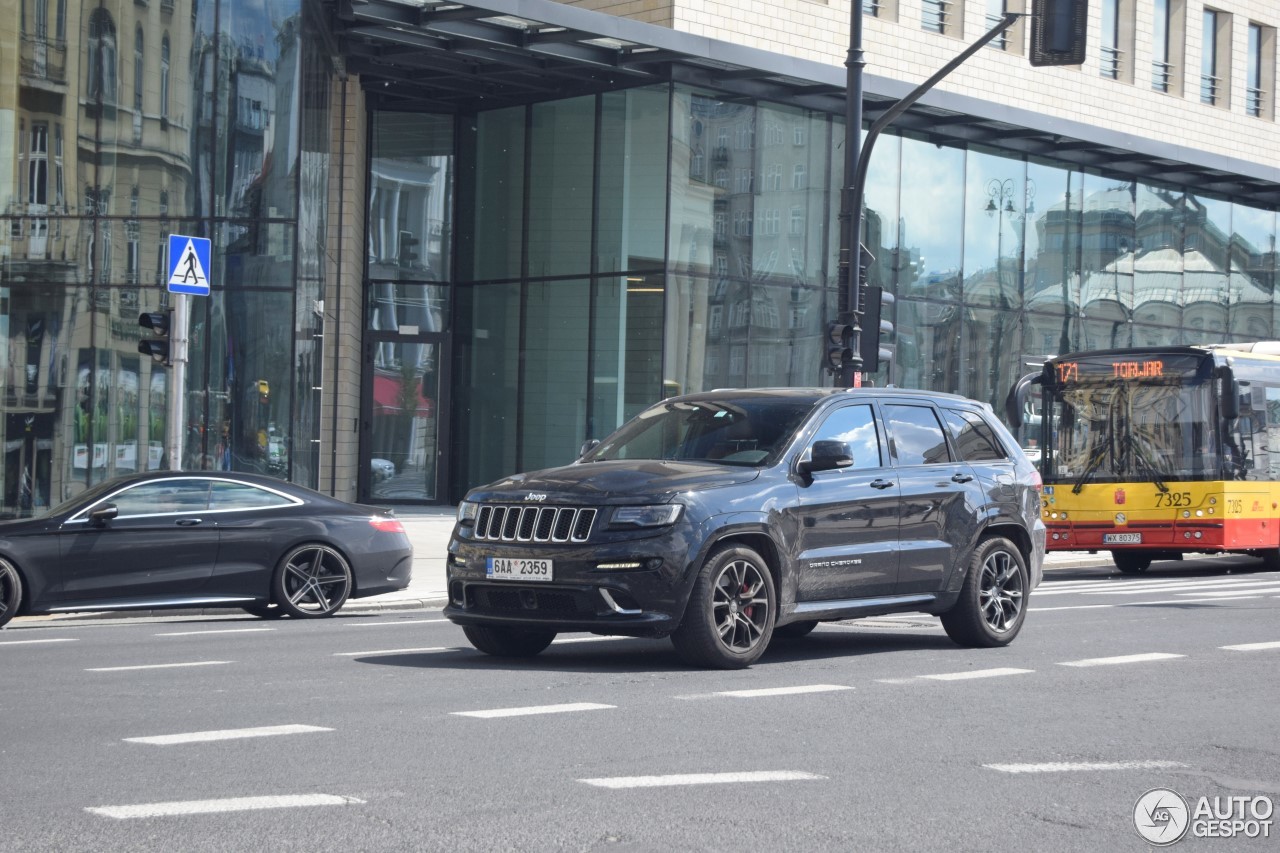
583;397;817;467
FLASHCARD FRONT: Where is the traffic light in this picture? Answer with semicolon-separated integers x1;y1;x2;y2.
824;315;854;375
138;309;173;366
398;230;419;268
858;286;895;373
1029;0;1088;67
256;379;270;405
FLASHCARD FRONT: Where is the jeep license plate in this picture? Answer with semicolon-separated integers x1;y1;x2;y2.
1103;533;1142;544
486;557;553;582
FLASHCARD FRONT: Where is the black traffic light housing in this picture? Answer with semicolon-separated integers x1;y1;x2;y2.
138;309;173;366
858;286;895;373
1030;0;1088;66
824;315;854;375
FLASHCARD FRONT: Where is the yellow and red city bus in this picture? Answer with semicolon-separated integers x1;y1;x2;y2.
1007;343;1280;574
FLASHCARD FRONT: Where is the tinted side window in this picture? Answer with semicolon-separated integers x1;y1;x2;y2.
884;404;951;466
102;480;212;517
209;481;295;510
809;404;881;470
942;409;1007;462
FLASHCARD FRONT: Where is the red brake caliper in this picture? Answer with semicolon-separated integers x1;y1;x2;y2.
742;582;753;619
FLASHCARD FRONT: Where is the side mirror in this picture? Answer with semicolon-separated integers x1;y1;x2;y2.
800;440;854;475
1221;379;1240;420
579;439;600;458
89;504;118;528
1006;372;1041;428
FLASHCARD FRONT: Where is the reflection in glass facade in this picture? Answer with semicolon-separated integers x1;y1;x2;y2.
0;0;332;515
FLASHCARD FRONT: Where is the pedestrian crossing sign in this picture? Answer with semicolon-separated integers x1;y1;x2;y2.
167;234;212;296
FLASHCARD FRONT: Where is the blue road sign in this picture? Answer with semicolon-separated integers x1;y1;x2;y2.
167;234;212;296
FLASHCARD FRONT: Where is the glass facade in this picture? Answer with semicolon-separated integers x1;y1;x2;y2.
0;0;333;516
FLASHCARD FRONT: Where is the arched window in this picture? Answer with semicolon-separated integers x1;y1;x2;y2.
134;26;143;110
160;35;171;118
87;9;118;103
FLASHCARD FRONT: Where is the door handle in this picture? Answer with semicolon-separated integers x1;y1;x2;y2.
175;518;203;526
951;473;974;483
869;479;895;490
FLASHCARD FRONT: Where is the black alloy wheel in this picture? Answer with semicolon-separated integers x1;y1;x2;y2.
671;544;776;669
463;625;557;658
941;536;1028;648
273;544;353;618
0;558;22;629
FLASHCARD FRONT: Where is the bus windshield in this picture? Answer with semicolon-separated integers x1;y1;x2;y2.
1045;377;1220;490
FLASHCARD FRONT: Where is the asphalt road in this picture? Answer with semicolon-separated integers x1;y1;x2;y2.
2;557;1278;852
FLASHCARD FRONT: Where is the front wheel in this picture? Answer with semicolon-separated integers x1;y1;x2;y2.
1112;550;1152;575
463;625;556;658
0;558;23;629
941;537;1028;648
273;544;353;618
671;545;776;669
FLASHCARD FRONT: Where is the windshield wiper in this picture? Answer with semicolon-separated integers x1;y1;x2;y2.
1071;446;1110;494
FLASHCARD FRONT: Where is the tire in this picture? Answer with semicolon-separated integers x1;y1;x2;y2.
241;603;288;619
941;537;1028;648
671;544;776;669
1257;549;1280;573
1112;550;1152;575
463;625;556;658
0;558;22;629
272;544;353;618
773;619;818;639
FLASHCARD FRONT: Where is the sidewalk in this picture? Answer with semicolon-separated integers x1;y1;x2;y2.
347;510;1117;613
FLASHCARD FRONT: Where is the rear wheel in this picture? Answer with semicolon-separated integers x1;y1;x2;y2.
941;537;1027;648
463;625;556;658
0;558;22;629
273;544;353;618
773;619;818;639
1112;550;1153;575
671;545;775;669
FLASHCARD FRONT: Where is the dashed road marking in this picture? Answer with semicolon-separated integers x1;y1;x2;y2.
156;628;275;637
334;646;452;657
0;637;78;646
1126;596;1261;605
342;619;450;627
984;760;1185;774
86;794;363;819
125;724;334;746
87;661;233;672
453;702;615;719
1058;652;1185;667
579;771;825;789
715;684;853;698
1029;604;1115;612
1220;641;1280;651
919;668;1034;681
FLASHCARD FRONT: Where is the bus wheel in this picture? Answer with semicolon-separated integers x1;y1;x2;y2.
1112;550;1152;574
1258;549;1280;573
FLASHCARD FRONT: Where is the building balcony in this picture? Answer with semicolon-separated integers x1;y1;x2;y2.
18;35;67;85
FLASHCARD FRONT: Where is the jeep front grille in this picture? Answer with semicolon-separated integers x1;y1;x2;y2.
473;504;597;543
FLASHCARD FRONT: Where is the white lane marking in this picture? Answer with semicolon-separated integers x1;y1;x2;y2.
86;794;363;819
334;646;452;657
1123;596;1261;605
156;628;275;637
87;661;233;672
453;702;615;719
873;678;921;685
984;760;1185;774
1037;578;1276;596
1183;586;1280;597
580;771;825;789
125;724;333;746
1029;604;1115;612
1058;652;1185;667
0;638;79;646
919;668;1034;681
552;636;626;645
1221;641;1280;651
715;684;853;698
342;619;449;627
1077;580;1280;596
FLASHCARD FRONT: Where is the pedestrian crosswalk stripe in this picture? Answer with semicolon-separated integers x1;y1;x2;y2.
579;771;825;789
87;794;362;819
125;724;333;745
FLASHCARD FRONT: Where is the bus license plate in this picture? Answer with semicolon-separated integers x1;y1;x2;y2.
1103;533;1142;544
486;557;553;582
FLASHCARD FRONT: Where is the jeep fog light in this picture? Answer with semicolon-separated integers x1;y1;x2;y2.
609;505;683;528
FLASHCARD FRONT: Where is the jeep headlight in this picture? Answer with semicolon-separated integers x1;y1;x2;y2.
457;501;478;524
609;504;683;528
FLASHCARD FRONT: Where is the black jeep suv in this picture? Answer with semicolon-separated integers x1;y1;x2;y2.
445;387;1045;669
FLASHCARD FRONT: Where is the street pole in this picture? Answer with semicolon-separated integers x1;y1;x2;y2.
168;292;188;471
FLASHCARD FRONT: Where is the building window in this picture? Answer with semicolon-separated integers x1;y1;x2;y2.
28;123;48;207
923;0;961;36
1201;8;1230;106
53;124;63;209
863;0;879;16
987;0;1008;50
55;0;65;41
792;164;806;189
790;207;804;236
1100;0;1120;77
134;26;143;110
1246;24;1275;120
765;163;782;191
87;9;118;103
714;169;728;189
160;35;171;118
793;125;805;146
1152;0;1172;92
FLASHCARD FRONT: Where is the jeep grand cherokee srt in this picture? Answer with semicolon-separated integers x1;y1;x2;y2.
445;387;1046;669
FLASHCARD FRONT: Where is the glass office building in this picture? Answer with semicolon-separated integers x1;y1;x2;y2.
1;0;1276;512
